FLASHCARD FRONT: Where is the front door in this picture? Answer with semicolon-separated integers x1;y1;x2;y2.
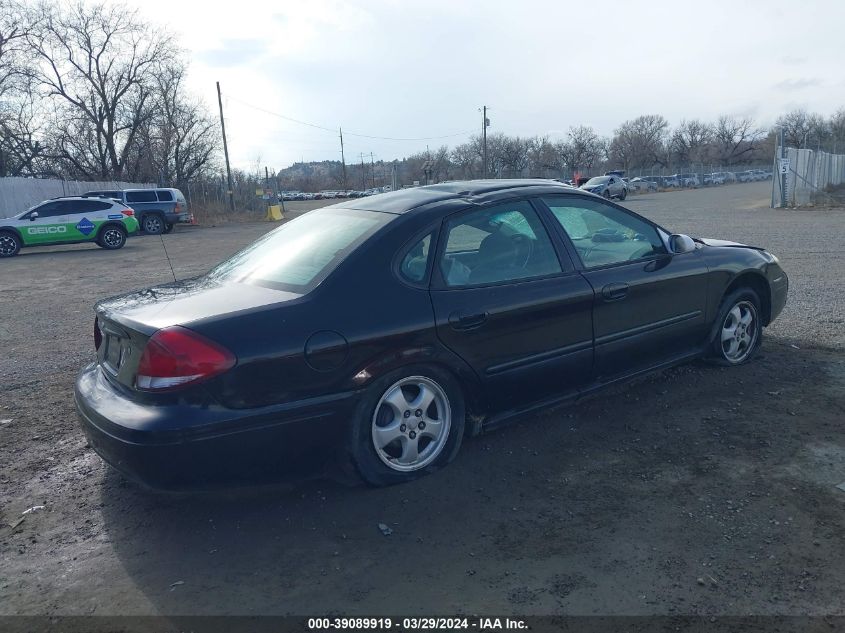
430;200;595;412
20;201;69;246
540;195;709;380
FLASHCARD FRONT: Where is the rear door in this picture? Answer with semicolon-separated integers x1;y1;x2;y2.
429;199;595;411
540;195;709;380
63;200;114;242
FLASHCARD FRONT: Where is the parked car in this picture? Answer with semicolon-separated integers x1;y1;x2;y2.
735;171;755;183
629;177;658;192
579;175;627;200
704;173;724;186
75;179;788;488
663;175;681;188
676;174;700;187
719;172;737;184
604;170;626;177
0;196;139;257
83;188;188;235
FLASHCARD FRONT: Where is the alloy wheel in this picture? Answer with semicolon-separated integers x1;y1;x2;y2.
721;300;758;363
0;234;18;256
102;228;124;247
143;215;163;233
371;376;451;472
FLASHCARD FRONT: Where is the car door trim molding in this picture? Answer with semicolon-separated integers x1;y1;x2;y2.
594;310;703;346
485;339;593;376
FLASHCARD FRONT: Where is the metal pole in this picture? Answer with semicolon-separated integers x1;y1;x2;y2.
779;127;787;208
216;82;235;212
482;105;488;179
339;128;347;192
370;152;376;188
360;153;366;190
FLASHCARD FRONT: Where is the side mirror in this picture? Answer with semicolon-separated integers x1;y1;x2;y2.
30;211;39;221
669;234;696;254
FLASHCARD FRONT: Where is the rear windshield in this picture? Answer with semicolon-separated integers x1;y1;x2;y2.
208;208;393;292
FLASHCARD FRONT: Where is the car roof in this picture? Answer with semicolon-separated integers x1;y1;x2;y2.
331;179;578;214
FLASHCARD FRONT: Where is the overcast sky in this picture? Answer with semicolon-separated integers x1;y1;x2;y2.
134;0;845;172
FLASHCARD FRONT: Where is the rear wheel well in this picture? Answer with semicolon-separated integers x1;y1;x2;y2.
97;222;126;238
724;272;771;325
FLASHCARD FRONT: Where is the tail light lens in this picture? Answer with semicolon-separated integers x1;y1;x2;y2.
122;208;135;217
94;317;103;351
136;326;236;391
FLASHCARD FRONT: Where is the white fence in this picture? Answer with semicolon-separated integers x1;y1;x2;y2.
0;177;155;218
772;148;845;207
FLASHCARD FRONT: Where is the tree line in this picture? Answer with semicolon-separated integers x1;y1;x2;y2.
3;0;844;198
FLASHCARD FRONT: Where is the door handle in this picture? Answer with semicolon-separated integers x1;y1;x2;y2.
601;282;629;302
448;311;489;331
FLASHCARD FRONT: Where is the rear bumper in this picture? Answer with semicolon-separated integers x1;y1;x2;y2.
74;363;359;490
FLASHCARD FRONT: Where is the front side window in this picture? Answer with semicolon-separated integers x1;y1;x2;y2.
209;208;392;292
439;201;562;287
399;233;433;284
543;197;666;268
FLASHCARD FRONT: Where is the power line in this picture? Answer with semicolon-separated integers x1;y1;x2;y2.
225;95;475;142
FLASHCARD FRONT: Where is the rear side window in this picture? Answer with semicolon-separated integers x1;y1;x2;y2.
156;190;174;202
209;208;393;292
399;233;433;284
126;190;157;203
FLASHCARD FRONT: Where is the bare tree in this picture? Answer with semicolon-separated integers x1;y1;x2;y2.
830;108;845;152
500;136;531;177
775;109;818;148
608;115;668;170
28;1;175;179
712;115;762;165
451;141;478;179
561;125;607;173
150;64;219;187
671;119;713;164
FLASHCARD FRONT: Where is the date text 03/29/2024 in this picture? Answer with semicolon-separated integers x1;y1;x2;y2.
307;617;528;630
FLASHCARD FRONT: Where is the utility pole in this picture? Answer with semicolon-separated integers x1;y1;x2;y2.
482;105;489;179
370;152;376;188
216;81;235;212
360;153;366;190
779;127;787;208
339;128;348;192
264;166;270;214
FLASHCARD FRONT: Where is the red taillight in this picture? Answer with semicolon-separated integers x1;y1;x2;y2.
122;208;135;217
174;202;183;211
94;317;103;351
135;326;236;391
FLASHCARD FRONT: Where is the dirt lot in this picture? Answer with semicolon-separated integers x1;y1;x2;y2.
1;182;844;617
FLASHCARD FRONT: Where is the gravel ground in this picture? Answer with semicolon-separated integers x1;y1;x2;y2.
1;181;844;617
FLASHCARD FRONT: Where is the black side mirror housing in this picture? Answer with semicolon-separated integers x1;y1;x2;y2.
669;234;696;254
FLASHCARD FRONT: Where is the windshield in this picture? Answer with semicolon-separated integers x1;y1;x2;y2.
585;177;610;185
208;208;392;292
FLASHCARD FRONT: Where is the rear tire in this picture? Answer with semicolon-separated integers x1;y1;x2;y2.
620;188;627;201
708;287;762;366
349;364;465;486
0;231;21;257
142;214;164;235
97;225;126;250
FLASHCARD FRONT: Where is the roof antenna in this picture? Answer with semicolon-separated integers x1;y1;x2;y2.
159;233;177;283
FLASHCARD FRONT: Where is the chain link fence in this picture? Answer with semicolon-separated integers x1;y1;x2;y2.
771;147;845;207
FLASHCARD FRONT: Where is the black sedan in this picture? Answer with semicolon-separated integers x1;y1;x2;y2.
75;180;788;489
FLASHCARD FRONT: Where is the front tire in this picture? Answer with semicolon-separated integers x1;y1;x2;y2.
0;231;21;257
349;365;465;486
709;288;762;365
142;214;164;235
97;225;126;250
